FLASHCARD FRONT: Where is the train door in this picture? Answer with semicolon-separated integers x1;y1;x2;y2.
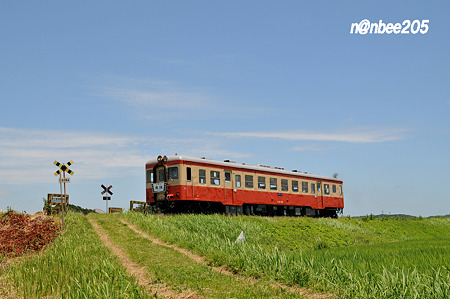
186;166;194;199
154;165;167;201
316;181;324;209
224;170;233;205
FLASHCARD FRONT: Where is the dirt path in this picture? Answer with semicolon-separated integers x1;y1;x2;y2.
121;219;235;277
89;219;203;299
120;219;333;299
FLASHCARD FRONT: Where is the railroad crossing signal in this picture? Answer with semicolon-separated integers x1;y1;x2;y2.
53;160;74;230
54;160;74;176
101;184;113;195
101;184;113;213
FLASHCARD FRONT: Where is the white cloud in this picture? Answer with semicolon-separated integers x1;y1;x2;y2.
290;145;329;152
94;77;272;121
210;128;410;143
102;87;208;109
3;125;406;186
0;127;149;184
0;127;140;149
0;127;251;184
97;78;212;111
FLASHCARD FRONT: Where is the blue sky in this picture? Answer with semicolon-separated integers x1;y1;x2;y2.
1;1;449;216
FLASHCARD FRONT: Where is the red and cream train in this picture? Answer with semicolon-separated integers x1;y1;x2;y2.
146;155;343;217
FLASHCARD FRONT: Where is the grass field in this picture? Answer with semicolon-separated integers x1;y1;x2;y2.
1;213;149;298
91;214;306;298
1;212;449;298
122;213;450;298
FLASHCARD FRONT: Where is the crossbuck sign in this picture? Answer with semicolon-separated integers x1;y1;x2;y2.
53;160;74;229
101;184;113;213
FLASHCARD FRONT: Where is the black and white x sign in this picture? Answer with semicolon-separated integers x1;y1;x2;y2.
101;184;113;195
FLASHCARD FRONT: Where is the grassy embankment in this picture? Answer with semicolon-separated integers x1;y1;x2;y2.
1;212;149;298
91;213;307;298
2;212;305;298
122;213;450;298
2;212;449;298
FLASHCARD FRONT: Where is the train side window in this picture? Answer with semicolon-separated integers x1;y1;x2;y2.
324;184;330;194
245;175;253;188
199;169;206;184
302;181;309;193
210;171;220;185
235;175;241;188
187;167;192;181
281;179;288;192
340;185;343;195
270;178;277;190
292;180;299;192
311;182;315;194
332;184;337;193
317;182;321;192
168;166;178;180
225;171;231;183
258;176;266;189
158;168;165;181
146;169;153;183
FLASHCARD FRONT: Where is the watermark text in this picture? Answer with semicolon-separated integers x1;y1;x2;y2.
350;19;429;35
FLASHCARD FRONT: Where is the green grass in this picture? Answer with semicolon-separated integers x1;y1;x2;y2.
122;212;450;298
302;239;449;298
261;216;450;251
90;213;305;298
2;212;448;298
1;212;149;298
122;213;450;251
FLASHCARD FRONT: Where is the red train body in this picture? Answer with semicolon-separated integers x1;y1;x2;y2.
146;155;343;217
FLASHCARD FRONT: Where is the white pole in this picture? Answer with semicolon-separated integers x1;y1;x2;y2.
59;172;64;229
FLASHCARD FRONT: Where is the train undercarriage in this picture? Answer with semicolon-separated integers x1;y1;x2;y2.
150;200;342;218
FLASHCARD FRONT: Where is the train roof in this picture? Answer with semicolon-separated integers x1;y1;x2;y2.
146;155;342;183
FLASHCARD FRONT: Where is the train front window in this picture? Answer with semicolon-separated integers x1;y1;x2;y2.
258;176;266;189
281;179;288;191
199;169;206;184
158;169;165;181
332;184;337;193
311;183;315;194
235;175;241;188
168;166;178;180
146;169;153;183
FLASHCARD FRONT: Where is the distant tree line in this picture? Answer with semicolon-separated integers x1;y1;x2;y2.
67;204;97;215
43;198;97;215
